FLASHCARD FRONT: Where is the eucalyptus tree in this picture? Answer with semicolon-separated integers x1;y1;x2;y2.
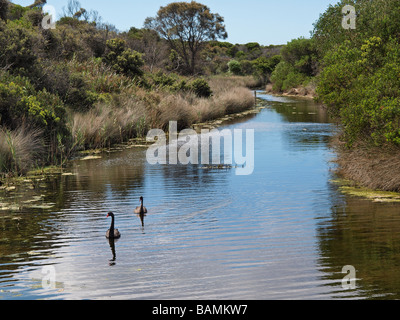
144;1;228;75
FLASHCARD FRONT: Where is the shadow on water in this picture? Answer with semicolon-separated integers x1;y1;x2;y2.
316;182;400;300
137;213;145;229
108;238;117;266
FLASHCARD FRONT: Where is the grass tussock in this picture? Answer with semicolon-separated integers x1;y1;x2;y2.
70;96;148;150
0;126;44;175
70;75;256;150
333;138;400;192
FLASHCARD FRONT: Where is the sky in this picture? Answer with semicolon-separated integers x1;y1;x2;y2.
13;0;338;45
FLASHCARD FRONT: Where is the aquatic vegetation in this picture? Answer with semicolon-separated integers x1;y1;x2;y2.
332;179;400;203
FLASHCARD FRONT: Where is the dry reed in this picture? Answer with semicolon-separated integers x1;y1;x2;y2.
0;126;44;174
69;75;256;150
333;137;400;192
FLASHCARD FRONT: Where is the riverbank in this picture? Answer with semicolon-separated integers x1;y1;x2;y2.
266;81;400;196
331;136;400;193
265;83;316;100
0;73;258;179
0;83;261;191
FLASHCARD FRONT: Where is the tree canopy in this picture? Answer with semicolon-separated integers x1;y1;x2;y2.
144;1;228;75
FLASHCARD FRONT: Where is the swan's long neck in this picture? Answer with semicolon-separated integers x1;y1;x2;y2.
140;199;144;211
110;215;115;232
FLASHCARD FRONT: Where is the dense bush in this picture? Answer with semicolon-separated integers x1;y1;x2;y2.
228;60;242;75
0;71;65;130
313;0;400;148
270;61;308;92
252;55;281;82
103;38;144;78
0;0;8;21
270;37;316;92
280;37;318;76
0;19;38;73
317;36;400;147
191;78;212;98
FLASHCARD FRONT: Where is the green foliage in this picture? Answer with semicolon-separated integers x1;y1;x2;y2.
312;0;400;147
7;3;29;21
312;0;400;59
0;0;8;20
317;36;400;147
103;38;144;78
190;78;212;98
280;37;318;76
144;1;228;74
0;71;66;135
252;55;281;81
151;71;177;87
312;1;357;57
240;60;254;75
65;73;98;111
235;50;246;60
269;37;316;91
0;19;38;73
148;71;191;93
228;60;242;75
226;45;239;58
245;42;260;53
270;61;308;92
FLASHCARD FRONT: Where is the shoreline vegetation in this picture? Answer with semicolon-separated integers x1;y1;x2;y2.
263;0;400;194
0;91;265;198
0;0;271;181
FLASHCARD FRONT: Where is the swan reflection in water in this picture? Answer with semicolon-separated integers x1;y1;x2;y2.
137;212;146;228
108;237;117;266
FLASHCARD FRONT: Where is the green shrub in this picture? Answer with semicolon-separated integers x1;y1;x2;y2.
191;78;212;98
151;71;177;87
0;71;67;139
281;37;317;76
270;61;307;92
228;60;242;75
252;55;281;82
65;73;98;111
317;36;400;147
0;20;38;73
103;38;144;78
0;0;8;21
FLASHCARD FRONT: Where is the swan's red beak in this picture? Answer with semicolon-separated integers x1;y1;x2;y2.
106;213;109;218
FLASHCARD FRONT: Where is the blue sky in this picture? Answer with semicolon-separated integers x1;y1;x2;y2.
13;0;338;45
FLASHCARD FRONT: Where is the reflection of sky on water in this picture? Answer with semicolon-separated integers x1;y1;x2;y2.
2;94;400;299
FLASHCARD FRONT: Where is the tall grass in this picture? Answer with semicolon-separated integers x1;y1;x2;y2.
0;126;43;175
333;138;400;192
69;75;256;151
208;75;263;90
70;94;149;150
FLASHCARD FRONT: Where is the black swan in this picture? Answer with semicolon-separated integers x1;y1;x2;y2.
134;196;148;215
106;212;121;239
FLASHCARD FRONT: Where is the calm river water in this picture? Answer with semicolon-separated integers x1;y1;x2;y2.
1;93;400;300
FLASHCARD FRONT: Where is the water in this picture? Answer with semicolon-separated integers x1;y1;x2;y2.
1;93;400;300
